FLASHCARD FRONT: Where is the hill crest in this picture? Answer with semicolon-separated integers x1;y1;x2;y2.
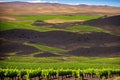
0;2;120;15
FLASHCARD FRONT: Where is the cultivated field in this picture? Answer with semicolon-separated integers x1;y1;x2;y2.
0;57;120;80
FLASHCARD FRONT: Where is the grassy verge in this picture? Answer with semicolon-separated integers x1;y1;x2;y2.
24;43;67;53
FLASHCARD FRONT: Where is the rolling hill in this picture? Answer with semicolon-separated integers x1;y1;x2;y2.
0;2;120;15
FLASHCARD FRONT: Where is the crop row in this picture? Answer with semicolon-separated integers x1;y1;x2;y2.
0;68;120;80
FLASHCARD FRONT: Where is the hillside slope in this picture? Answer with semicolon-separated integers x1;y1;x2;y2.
0;29;120;57
83;15;120;35
0;2;120;15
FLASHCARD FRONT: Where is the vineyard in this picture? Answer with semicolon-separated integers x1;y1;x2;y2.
0;68;120;80
0;57;120;80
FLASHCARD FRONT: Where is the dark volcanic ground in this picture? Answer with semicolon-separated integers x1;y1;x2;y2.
0;15;120;57
0;39;40;57
0;29;120;48
83;15;120;35
0;29;120;57
66;46;120;57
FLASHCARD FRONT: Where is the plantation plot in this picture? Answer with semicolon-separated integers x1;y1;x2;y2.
0;56;120;79
0;69;120;80
1;57;120;69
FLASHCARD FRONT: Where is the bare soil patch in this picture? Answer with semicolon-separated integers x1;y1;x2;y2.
44;18;84;23
0;39;40;57
66;46;120;57
0;2;120;15
83;15;120;35
32;20;82;29
0;29;119;48
34;52;60;57
0;16;17;21
0;29;120;57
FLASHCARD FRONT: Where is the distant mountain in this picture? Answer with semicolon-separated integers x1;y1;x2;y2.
0;2;120;15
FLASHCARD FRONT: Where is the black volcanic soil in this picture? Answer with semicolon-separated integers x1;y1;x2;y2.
66;46;120;57
0;29;120;48
0;29;120;57
83;15;120;35
34;52;60;57
0;39;40;56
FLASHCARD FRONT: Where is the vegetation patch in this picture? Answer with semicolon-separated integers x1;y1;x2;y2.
3;56;61;63
0;21;60;31
0;56;120;69
18;15;102;21
24;43;67;53
0;68;120;80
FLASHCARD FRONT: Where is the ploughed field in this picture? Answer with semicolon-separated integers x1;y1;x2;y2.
0;14;120;80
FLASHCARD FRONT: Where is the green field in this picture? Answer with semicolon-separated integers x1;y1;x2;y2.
0;56;120;79
0;20;108;33
0;56;120;69
17;15;102;21
0;21;60;31
0;15;105;32
24;43;67;53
